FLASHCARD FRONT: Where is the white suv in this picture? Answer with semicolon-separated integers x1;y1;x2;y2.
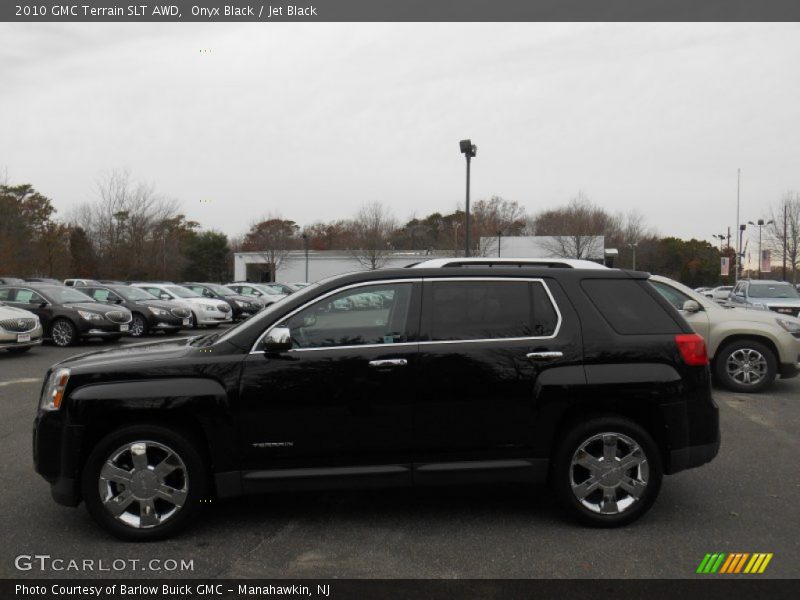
132;283;232;328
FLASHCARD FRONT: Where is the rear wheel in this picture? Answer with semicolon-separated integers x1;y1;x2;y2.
715;340;776;393
81;424;209;541
552;416;662;527
50;318;77;347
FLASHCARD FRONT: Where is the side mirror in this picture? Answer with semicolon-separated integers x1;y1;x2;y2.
261;326;292;353
682;300;701;313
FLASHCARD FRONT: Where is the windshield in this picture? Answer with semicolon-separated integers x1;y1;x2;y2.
41;287;95;304
117;286;158;301
748;283;800;299
166;285;201;298
206;283;237;296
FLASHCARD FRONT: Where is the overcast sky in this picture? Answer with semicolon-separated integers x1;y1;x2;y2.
1;22;799;248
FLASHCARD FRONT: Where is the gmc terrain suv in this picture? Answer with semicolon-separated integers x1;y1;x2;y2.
33;267;719;540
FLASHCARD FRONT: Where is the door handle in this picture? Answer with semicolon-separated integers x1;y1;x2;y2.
369;359;408;368
526;351;563;362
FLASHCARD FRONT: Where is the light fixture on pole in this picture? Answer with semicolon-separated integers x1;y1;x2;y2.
712;234;726;252
459;139;477;257
748;219;773;279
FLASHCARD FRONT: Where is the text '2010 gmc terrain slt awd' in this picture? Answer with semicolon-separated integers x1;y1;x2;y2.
33;267;720;540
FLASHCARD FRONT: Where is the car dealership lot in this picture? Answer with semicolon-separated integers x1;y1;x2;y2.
1;332;798;579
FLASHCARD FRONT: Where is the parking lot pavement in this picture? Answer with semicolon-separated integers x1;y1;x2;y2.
1;334;798;579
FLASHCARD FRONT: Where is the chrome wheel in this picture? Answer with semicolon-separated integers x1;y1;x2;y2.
130;314;146;337
726;348;768;386
569;432;649;515
51;320;74;347
98;440;189;529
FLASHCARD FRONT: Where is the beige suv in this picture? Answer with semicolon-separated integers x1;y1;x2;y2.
650;275;800;392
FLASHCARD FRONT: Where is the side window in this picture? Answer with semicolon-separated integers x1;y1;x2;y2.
283;283;413;349
582;279;681;335
91;288;110;302
145;287;162;297
16;289;44;305
650;281;692;311
427;280;554;341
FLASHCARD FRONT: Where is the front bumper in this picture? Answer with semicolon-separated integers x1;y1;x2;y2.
0;335;43;350
33;414;83;507
195;312;233;325
76;320;130;337
0;324;44;349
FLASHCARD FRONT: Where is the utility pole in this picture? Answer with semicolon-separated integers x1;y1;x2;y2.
783;201;788;281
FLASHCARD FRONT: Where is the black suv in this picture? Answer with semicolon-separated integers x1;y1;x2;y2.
81;284;192;338
33;268;719;540
0;284;132;346
181;282;264;321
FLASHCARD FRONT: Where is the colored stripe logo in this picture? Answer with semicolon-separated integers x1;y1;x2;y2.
697;553;773;574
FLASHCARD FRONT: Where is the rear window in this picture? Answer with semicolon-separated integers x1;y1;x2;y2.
581;279;681;335
427;280;558;341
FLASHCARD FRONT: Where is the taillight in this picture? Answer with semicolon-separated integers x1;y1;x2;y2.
675;333;708;366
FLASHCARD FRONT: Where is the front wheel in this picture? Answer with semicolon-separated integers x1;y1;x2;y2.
714;340;776;393
129;313;148;338
50;318;77;347
552;416;663;527
81;424;209;541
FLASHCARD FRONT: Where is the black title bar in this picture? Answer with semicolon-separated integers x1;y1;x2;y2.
3;0;800;22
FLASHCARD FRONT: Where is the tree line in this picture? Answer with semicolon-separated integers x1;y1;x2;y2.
2;170;799;287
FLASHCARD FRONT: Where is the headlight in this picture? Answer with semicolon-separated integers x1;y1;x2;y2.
776;318;800;337
40;368;70;411
77;310;103;321
147;307;169;316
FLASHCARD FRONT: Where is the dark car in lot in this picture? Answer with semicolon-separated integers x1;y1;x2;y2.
181;282;263;321
80;284;192;338
33;267;719;540
0;284;132;347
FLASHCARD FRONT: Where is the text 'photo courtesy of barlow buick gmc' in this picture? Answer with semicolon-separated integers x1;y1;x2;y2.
0;284;132;347
32;266;720;541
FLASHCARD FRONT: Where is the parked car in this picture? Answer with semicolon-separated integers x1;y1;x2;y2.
64;279;101;287
261;282;295;295
226;282;288;306
33;266;719;540
287;282;311;291
0;284;131;346
650;275;800;392
0;277;25;285
81;284;192;337
131;283;232;328
693;287;713;294
728;279;800;317
181;283;264;321
0;303;43;353
24;277;63;285
703;286;733;303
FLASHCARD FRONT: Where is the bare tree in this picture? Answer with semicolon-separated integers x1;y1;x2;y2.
534;191;621;259
471;196;526;256
767;191;800;283
351;202;396;270
241;216;299;278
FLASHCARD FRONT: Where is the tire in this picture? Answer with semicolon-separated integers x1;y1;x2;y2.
129;313;148;338
714;339;777;393
81;424;209;541
551;416;663;528
6;346;32;354
50;318;77;347
189;311;199;329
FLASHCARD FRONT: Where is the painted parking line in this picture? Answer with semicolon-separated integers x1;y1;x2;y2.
0;378;41;388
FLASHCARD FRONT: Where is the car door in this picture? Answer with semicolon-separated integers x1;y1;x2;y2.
414;277;582;468
237;280;421;478
4;288;52;330
650;280;711;342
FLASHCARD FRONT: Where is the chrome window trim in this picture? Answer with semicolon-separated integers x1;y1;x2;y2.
249;276;562;354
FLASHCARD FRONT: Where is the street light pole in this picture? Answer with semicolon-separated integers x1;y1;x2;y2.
459;139;477;257
735;168;741;283
497;230;502;257
627;243;638;270
302;233;309;282
783;202;788;281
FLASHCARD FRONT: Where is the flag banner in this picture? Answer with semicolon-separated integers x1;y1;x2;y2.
761;250;771;273
721;257;730;276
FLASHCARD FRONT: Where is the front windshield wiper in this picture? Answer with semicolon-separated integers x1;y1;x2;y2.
189;332;221;347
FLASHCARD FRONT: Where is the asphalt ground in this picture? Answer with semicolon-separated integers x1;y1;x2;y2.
0;329;798;579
